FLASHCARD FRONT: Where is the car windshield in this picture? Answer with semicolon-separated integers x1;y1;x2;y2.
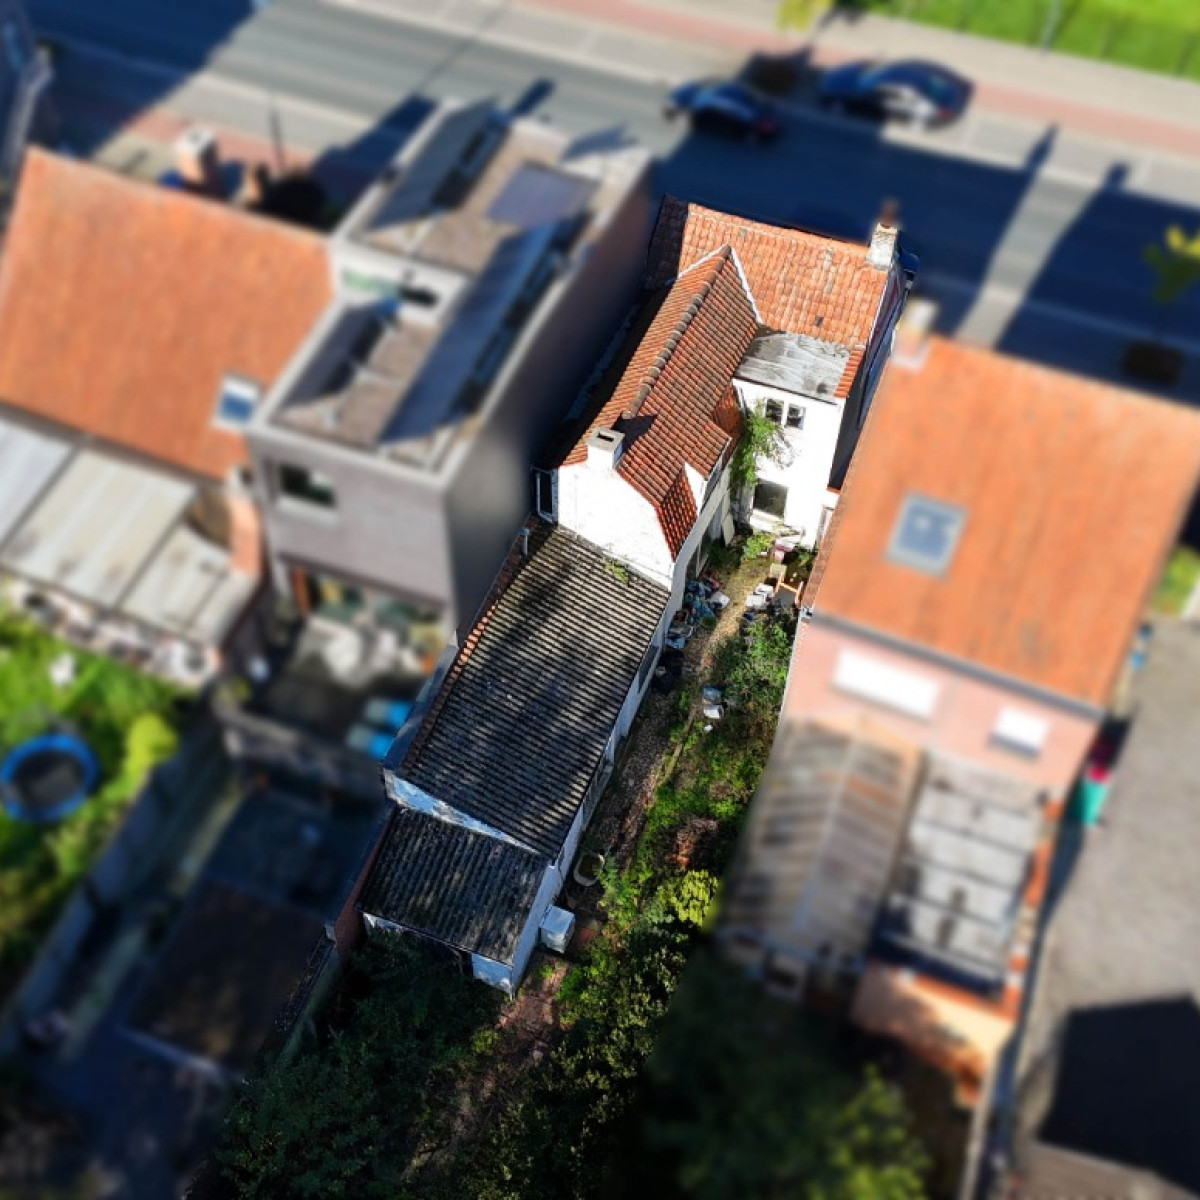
871;64;959;104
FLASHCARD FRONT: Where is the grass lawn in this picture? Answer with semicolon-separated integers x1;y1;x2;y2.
852;0;1200;79
0;609;182;1005
1151;545;1200;615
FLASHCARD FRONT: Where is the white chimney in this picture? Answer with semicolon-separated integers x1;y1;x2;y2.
866;220;899;270
586;427;625;470
173;125;222;197
892;297;938;370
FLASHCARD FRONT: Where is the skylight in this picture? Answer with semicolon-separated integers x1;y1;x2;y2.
887;494;964;575
213;376;262;429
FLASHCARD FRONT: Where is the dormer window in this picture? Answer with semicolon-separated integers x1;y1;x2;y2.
214;375;262;429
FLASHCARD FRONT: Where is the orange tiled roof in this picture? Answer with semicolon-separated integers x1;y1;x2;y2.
809;337;1200;706
0;150;333;480
646;196;890;350
563;246;759;556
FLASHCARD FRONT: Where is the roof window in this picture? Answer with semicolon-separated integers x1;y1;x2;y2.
887;493;964;575
213;375;262;430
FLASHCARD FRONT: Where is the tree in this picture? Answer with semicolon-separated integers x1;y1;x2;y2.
617;949;929;1200
729;409;787;500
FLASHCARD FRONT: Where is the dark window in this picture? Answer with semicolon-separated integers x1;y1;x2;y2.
277;464;337;510
752;480;787;519
637;640;660;691
895;862;921;896
949;886;967;914
763;399;784;424
785;404;805;430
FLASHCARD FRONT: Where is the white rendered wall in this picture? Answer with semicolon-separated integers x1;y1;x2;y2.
556;459;674;587
733;379;845;548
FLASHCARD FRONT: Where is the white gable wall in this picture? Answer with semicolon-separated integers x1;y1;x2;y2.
556;459;674;587
734;378;845;548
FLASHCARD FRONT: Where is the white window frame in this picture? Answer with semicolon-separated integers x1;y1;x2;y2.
990;707;1048;758
832;650;940;720
213;375;262;430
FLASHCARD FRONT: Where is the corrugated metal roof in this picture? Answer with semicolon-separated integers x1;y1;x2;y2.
359;806;546;964
0;412;71;547
400;522;668;857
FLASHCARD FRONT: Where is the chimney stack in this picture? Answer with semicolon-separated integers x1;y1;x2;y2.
173;125;223;197
586;427;625;471
892;297;938;370
866;218;899;271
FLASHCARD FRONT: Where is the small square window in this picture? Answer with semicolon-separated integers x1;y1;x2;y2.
277;463;337;510
785;404;805;430
214;376;261;429
887;494;965;575
763;399;783;425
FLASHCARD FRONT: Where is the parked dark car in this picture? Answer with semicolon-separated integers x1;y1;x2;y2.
818;60;971;128
664;80;781;142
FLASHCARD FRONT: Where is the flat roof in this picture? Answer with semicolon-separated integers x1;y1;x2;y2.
349;104;595;276
396;522;669;857
735;332;851;399
807;336;1200;707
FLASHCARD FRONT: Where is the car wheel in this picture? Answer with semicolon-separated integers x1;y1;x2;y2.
663;105;678;120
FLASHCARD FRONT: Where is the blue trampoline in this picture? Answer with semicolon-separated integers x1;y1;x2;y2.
0;733;99;824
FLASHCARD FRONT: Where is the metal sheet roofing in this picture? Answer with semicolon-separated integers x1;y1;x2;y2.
400;523;668;856
359;805;546;964
119;524;257;644
0;450;193;607
721;716;920;963
0;412;71;547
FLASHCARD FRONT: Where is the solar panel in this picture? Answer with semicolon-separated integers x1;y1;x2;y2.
487;163;594;230
887;493;965;574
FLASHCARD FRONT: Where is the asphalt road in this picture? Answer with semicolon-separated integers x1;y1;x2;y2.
29;0;1200;396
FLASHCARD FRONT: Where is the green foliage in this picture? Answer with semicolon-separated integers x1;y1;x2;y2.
741;530;775;562
714;617;793;722
467;897;694;1200
1145;224;1200;308
729;409;786;498
0;614;181;1001
217;936;499;1199
616;949;929;1200
645;871;720;931
1153;545;1200;614
604;559;630;584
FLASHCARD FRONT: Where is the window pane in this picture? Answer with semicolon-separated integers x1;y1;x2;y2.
785;404;805;429
752;480;787;519
216;392;256;426
278;463;337;509
764;399;783;424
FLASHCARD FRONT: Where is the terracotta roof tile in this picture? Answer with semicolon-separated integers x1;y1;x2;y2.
562;247;759;556
809;338;1200;706
646;197;890;350
0;150;333;480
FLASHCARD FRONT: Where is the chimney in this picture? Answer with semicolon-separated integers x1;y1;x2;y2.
586;427;625;470
866;217;899;271
892;297;938;370
173;125;223;197
240;161;272;209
